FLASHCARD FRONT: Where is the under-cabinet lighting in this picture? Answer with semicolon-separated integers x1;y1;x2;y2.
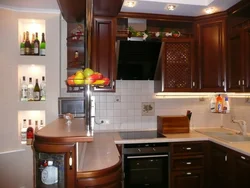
204;7;215;14
165;4;178;11
123;1;137;8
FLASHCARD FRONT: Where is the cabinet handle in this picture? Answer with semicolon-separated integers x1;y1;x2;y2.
242;80;245;86
138;148;141;152
69;151;73;170
186;162;192;165
222;81;224;86
186;172;192;175
241;156;246;160
238;80;241;86
192;82;195;87
225;155;227;162
184;147;192;150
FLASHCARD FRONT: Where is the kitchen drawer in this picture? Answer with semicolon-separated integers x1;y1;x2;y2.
171;155;204;170
171;142;205;156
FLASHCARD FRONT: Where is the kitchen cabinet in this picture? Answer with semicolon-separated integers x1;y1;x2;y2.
155;38;196;92
227;21;250;92
34;141;77;188
91;16;116;92
195;13;227;92
170;141;208;188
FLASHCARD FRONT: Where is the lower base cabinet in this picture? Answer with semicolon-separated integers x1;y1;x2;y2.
76;159;122;188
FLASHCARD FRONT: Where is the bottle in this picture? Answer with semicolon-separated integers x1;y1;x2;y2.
20;32;25;55
74;51;79;61
20;76;28;101
21;119;27;144
33;79;41;101
41;160;58;185
40;76;46;101
216;94;223;113
40;33;46;56
223;96;230;114
26;119;34;145
35;120;39;133
40;120;44;128
24;31;31;55
27;77;34;101
34;32;40;55
210;96;216;113
31;33;35;55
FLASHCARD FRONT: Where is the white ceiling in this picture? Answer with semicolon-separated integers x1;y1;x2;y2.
0;0;242;16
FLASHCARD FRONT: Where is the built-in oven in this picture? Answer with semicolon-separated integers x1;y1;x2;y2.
123;142;169;188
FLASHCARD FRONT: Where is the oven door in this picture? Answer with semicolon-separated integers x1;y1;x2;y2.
124;153;169;188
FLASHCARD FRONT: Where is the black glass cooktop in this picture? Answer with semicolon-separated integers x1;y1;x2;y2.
119;131;166;140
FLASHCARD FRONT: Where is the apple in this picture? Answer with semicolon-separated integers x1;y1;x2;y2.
67;75;75;86
84;77;95;85
93;72;103;79
102;77;110;85
83;68;94;78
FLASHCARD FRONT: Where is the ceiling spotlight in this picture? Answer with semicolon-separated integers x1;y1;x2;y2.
204;7;215;14
123;1;137;8
165;4;178;11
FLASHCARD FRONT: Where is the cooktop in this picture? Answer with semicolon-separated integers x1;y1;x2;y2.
119;131;166;140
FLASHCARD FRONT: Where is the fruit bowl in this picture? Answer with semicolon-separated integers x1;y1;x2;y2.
65;78;110;87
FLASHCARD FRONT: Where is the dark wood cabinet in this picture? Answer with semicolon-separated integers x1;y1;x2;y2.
91;16;116;92
33;141;77;188
155;38;195;92
170;141;208;188
195;14;227;92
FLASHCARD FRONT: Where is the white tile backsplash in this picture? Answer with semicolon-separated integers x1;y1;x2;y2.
90;80;250;132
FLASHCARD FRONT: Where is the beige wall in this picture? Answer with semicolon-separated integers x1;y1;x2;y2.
0;8;60;188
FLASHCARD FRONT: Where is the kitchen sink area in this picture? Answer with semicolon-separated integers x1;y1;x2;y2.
195;128;250;143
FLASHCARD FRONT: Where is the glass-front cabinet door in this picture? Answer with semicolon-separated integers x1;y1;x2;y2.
33;142;76;188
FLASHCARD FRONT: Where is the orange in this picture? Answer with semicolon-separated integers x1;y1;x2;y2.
67;75;75;86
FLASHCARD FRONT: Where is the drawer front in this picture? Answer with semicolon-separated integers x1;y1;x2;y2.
172;155;204;170
172;142;204;156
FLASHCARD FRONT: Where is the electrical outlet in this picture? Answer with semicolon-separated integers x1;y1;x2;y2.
100;119;110;124
114;95;121;102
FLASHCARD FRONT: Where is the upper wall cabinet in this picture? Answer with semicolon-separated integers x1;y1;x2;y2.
91;17;117;92
195;13;227;92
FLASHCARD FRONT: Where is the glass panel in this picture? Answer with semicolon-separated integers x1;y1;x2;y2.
36;152;65;188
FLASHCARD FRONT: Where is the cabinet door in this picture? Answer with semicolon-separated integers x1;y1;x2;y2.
196;18;226;92
233;152;250;187
210;144;232;188
92;17;116;92
34;142;76;188
243;28;250;91
227;31;244;91
161;38;196;92
171;169;204;188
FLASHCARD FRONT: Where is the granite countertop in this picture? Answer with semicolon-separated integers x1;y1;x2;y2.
35;118;94;143
77;128;250;173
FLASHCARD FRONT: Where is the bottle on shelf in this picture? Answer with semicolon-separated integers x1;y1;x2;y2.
40;76;46;101
74;51;79;61
27;77;34;101
31;33;35;55
40;33;46;56
216;94;223;113
24;31;31;55
40;120;44;128
26;119;34;145
223;96;230;114
35;120;39;133
20;32;25;55
41;160;58;185
21;119;27;144
34;79;41;101
20;76;28;102
34;32;40;55
210;95;216;113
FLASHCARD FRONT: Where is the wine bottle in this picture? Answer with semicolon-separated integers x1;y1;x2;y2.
24;31;31;55
35;120;39;133
20;76;28;102
26;119;34;145
21;119;27;144
31;33;35;55
33;79;41;101
40;33;46;56
20;32;25;55
27;77;34;101
34;32;40;55
40;76;46;101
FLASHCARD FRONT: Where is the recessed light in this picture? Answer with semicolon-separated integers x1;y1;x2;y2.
123;1;137;8
204;7;215;14
165;4;178;11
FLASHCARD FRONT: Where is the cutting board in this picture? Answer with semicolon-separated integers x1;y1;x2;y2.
157;115;190;134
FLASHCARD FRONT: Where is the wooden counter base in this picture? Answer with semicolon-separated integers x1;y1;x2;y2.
77;158;122;188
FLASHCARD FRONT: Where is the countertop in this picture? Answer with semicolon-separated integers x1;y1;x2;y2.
35;118;94;143
78;128;250;173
